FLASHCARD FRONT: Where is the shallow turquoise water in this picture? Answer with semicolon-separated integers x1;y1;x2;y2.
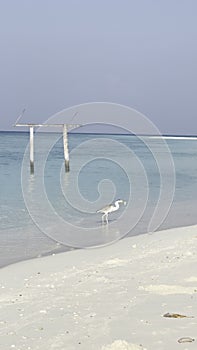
1;131;197;266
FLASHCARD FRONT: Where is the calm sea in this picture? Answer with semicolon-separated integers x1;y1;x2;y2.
1;131;197;267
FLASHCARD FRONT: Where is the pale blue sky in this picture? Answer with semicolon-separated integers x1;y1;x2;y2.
0;0;197;134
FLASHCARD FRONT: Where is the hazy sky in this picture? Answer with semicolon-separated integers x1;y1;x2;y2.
0;0;197;134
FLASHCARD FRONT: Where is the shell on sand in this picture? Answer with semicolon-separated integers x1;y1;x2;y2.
178;337;195;343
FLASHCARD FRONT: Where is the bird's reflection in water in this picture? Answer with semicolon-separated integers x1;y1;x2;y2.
100;219;121;246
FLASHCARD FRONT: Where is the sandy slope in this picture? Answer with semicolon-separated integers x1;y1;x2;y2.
0;225;197;350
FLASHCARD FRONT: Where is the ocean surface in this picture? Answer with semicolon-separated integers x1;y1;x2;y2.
1;131;197;267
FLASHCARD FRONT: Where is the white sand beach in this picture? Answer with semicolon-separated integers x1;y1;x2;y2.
0;225;197;350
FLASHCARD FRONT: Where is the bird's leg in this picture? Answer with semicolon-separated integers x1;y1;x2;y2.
101;213;108;224
102;214;105;223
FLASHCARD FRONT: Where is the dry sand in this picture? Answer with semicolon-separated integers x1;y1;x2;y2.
0;225;197;350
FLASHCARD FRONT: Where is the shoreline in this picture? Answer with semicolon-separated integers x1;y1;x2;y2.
0;224;196;349
1;218;197;270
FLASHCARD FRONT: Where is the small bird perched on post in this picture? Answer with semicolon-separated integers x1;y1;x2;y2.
97;199;126;224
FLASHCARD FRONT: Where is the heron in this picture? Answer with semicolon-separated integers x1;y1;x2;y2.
97;199;126;224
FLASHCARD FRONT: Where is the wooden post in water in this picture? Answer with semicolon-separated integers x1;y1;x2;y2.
14;119;81;174
29;126;34;174
63;124;70;172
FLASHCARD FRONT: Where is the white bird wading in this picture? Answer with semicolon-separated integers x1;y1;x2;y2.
97;199;126;224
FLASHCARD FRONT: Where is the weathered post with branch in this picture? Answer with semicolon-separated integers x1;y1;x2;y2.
13;120;81;174
63;124;70;172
